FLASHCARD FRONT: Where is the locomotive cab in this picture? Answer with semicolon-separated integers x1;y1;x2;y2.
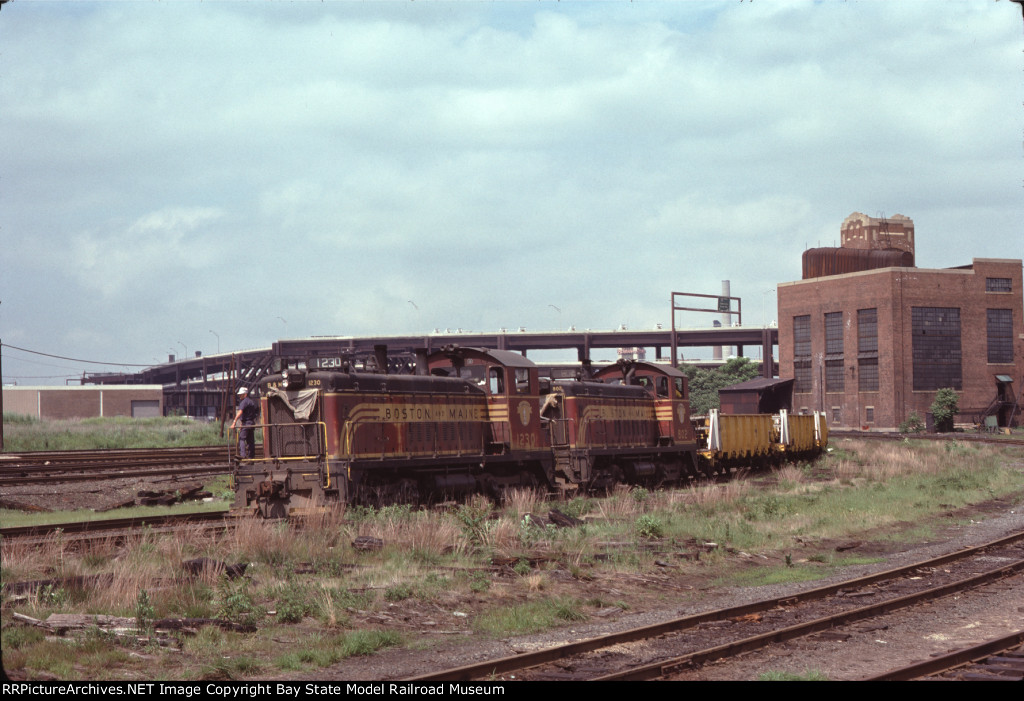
426;347;546;455
425;347;548;496
592;360;695;446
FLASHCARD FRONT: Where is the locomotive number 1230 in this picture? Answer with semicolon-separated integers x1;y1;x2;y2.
515;432;537;449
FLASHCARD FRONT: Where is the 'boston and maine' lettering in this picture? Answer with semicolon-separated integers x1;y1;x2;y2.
379;405;483;422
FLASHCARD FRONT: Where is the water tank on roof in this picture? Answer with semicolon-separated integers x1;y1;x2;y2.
802;247;914;279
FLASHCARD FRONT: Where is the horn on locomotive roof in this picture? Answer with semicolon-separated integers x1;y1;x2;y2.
616;358;638;385
440;344;466;373
576;357;595;381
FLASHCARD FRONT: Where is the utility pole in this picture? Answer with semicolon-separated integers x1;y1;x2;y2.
1;338;5;451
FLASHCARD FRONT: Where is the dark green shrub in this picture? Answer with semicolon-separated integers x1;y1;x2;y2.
635;514;664;539
930;388;959;433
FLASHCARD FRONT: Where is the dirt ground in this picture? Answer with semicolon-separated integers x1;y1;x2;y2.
0;474;217;514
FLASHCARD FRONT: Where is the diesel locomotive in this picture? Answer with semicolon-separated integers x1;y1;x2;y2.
231;346;827;518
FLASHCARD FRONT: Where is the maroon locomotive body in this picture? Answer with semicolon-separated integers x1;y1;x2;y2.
232;347;822;517
233;348;701;516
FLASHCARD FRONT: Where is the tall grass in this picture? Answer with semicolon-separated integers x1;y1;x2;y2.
2;416;231;452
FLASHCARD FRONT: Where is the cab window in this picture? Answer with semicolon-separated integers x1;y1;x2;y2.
488;368;505;395
515;368;531;394
657;377;669;398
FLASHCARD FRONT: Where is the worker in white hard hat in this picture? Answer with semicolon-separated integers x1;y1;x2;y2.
230;386;259;459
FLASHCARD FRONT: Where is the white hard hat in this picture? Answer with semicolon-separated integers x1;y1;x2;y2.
236;387;249;395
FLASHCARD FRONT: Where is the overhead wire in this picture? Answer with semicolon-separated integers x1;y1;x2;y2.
0;342;151;367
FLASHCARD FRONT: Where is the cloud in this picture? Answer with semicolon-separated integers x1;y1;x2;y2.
61;207;226;298
0;1;1019;382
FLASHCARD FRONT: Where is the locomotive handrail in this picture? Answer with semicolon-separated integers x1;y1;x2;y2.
231;421;328;464
549;417;571;447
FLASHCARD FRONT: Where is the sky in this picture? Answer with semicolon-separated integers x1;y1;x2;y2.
1;0;1021;385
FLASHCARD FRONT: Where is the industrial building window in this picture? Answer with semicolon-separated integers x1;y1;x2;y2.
794;360;812;394
987;309;1013;364
986;278;1012;293
858;358;879;392
831;406;841;424
825;312;844;354
794;315;811;357
825;359;845;393
793;315;811;393
858;308;879;392
865;406;874;424
911;307;962;391
824;312;843;393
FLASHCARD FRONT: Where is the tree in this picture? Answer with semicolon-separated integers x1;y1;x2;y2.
679;357;761;416
930;388;959;433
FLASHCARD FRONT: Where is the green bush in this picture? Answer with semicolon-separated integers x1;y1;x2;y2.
899;411;925;434
512;558;532;576
456;499;492;546
275;580;315;623
930;388;959;433
468;572;491;593
635;514;664;539
384;584;413;602
216;578;262;626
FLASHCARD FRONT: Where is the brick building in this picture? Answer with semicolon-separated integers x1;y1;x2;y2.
778;213;1023;430
2;385;164;420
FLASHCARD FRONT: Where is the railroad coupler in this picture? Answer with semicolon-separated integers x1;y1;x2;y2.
257;479;286;501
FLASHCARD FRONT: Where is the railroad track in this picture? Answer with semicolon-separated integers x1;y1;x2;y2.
830;430;1024;449
0;445;235;486
409;530;1024;681
0;445;232;467
867;631;1024;681
0;510;231;544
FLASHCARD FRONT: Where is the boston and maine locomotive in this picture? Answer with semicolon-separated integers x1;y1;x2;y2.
232;346;827;517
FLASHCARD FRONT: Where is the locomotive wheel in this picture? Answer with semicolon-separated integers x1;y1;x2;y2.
596;465;624;495
364;478;421;507
494;470;540;504
517;470;539;490
611;465;624;488
653;466;670;489
680;455;701;480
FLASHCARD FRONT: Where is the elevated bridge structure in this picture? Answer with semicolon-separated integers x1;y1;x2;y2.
84;327;778;418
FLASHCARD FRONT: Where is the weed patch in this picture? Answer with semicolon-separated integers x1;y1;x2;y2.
473;597;588;636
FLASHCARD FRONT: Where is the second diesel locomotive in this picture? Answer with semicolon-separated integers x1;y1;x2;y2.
232;346;827;517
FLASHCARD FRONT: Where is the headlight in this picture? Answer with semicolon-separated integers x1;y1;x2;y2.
282;369;305;390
